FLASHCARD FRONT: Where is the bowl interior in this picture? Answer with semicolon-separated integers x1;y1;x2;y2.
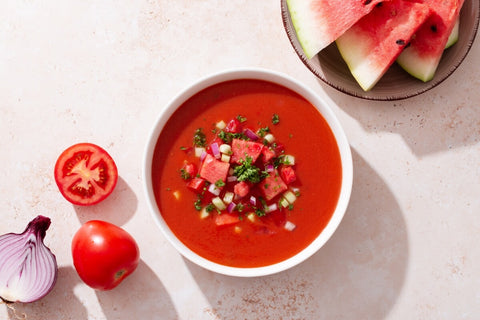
143;69;353;277
281;0;480;101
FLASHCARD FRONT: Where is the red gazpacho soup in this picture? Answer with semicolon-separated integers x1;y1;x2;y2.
151;79;342;268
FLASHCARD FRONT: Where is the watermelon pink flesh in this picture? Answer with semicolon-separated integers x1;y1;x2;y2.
259;170;288;201
287;0;388;59
231;139;264;164
199;154;230;184
336;0;431;91
396;0;465;82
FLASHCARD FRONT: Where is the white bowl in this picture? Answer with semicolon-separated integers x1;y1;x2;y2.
143;68;353;277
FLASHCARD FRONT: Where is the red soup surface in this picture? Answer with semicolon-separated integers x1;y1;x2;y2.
152;79;342;268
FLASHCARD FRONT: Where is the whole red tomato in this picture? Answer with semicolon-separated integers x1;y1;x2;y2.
72;220;140;290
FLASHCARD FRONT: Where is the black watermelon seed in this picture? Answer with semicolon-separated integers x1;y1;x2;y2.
396;39;406;46
364;0;372;5
431;24;438;32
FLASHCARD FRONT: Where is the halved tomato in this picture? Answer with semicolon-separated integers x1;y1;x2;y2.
54;143;118;206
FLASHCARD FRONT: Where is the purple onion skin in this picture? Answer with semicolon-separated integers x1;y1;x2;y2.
0;215;58;303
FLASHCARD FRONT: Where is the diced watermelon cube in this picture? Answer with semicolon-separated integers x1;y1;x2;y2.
225;118;242;133
259;169;288;201
280;166;296;185
273;143;285;155
261;147;275;163
199;154;230;184
231;139;264;163
215;212;240;226
233;181;250;198
186;177;206;193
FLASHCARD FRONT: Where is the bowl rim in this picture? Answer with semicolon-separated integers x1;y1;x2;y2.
281;0;480;101
143;67;353;277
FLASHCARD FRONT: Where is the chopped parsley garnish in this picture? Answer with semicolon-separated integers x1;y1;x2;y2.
217;130;247;144
215;179;225;187
194;199;202;211
180;168;191;180
273;155;291;167
253;198;267;217
217;130;229;143
236;203;244;212
273;155;284;168
233;156;266;183
205;203;215;213
272;114;280;125
193;128;207;147
254;208;266;217
237;115;247;123
257;126;270;138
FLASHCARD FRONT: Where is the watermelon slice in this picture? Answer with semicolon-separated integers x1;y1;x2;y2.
396;0;465;82
286;0;387;59
336;0;432;91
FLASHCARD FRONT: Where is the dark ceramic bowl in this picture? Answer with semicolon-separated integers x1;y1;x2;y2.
281;0;480;101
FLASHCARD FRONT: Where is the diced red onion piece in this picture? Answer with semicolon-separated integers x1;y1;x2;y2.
200;150;207;161
266;164;274;173
227;176;237;183
211;142;220;159
249;196;257;206
244;128;259;141
227;202;236;213
290;187;300;193
208;183;221;196
284;221;296;231
265;203;278;213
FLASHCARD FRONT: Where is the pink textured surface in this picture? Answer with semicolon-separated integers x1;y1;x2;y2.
0;0;479;319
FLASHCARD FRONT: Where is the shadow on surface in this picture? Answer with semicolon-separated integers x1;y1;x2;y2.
5;262;176;320
75;176;138;226
7;266;88;320
187;149;409;320
324;40;480;157
96;260;178;320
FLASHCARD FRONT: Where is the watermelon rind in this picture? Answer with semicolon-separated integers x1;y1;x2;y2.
286;0;331;59
396;48;436;82
396;0;464;82
445;18;460;49
286;0;385;59
336;1;431;91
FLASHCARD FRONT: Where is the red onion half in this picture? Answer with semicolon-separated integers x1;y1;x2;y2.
0;215;58;303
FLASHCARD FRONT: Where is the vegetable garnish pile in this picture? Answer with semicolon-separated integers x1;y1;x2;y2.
0;216;57;304
178;114;300;232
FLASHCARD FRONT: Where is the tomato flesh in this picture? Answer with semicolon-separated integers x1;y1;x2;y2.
54;143;118;206
72;220;140;290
